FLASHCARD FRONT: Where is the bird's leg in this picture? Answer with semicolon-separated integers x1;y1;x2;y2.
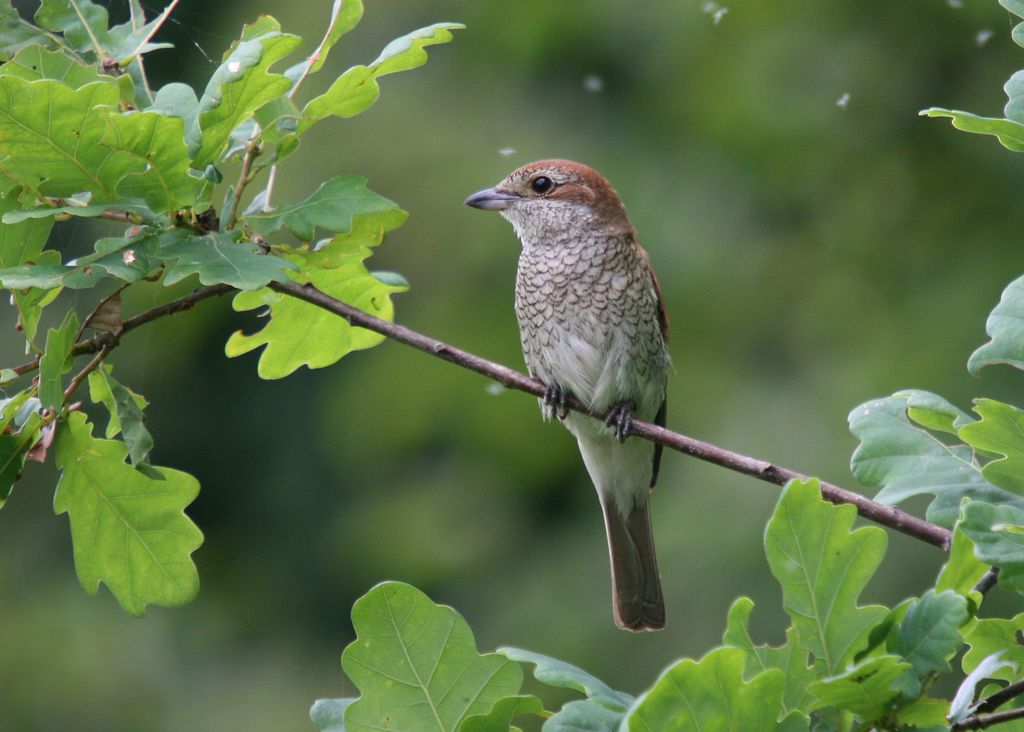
542;383;571;421
605;401;634;443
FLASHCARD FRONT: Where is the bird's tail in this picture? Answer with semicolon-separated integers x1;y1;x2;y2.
601;498;665;632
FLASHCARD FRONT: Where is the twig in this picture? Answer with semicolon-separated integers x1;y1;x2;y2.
972;676;1024;716
268;279;953;550
953;705;1024;730
974;567;1000;595
225;141;260;230
62;347;108;405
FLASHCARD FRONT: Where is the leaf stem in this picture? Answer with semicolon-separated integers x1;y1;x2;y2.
225;140;260;230
69;0;106;59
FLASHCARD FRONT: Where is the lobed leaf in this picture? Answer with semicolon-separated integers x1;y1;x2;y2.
34;0;109;55
960;501;1024;591
959;399;1024;496
310;698;353;732
284;0;364;83
949;651;1018;724
921;108;1024;153
244;174;405;241
849;394;1023;526
458;695;543;732
341;581;522;732
159;230;296;290
541;699;622;732
891;590;969;697
0;45;111;87
87;365;152;465
969;274;1024;375
0;1;53;60
37;309;78;409
764;478;888;675
53;411;203;616
497;647;633;712
936;523;989;599
722;597;815;716
962;613;1024;679
626;646;795;731
0;189;53;268
193;28;301;166
807;655;909;719
300;22;463;131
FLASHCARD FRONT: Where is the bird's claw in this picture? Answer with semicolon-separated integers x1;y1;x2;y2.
605;402;634;443
542;383;570;420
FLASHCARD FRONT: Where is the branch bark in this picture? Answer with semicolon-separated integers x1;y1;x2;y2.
268;279;953;550
953;705;1024;730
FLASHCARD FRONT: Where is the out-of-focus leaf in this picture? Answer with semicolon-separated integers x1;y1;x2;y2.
458;695;543;732
970;275;1024;374
849;394;1023;526
2;199;154;223
498;647;633;712
103;2;175;63
87;366;152;465
936;523;989;598
626;646;793;732
0;389;42;508
949;652;1018;724
193;28;301;165
310;698;353;732
12;277;62;346
807;655;909;719
922;108;1024;152
722;597;815;715
765;478;888;674
891;590;969;697
285;0;363;83
0;1;53;60
962;613;1024;679
159;230;295;290
961;501;1024;591
226;213;406;377
245;175;405;241
34;0;109;54
300;23;462;130
37;309;78;409
53;411;202;616
341;581;522;732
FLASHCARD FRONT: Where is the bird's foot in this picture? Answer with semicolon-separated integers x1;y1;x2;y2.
541;383;571;421
605;401;634;443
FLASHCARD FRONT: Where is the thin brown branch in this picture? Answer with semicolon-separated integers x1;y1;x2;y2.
268;279;953;550
973;676;1024;716
953;705;1024;730
225;142;260;231
63;346;108;405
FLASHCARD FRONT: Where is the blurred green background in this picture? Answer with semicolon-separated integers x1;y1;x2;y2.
3;0;1024;729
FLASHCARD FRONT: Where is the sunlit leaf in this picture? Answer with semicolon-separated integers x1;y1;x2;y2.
958;399;1024;496
807;655;909;719
87;365;152;465
34;0;109;55
764;478;888;674
936;523;989;599
53;411;202;616
898;696;952;728
0;189;53;268
498;647;633;712
342;581;522;732
922;108;1024;152
193;28;301;166
285;0;363;82
244;175;405;241
226;213;406;377
0;1;53;60
0;45;110;86
37;309;78;409
458;695;543;732
970;275;1024;375
849;394;1023;526
962;613;1024;679
960;501;1024;591
627;646;794;731
300;23;462;130
722;597;815;716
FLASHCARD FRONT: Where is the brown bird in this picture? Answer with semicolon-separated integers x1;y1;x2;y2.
465;160;671;631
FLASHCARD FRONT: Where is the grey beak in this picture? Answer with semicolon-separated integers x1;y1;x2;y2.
464;187;519;211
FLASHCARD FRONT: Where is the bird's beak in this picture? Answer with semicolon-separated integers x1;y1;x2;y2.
464;187;519;211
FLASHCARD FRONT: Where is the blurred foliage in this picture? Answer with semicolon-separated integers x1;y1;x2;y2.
4;0;1024;730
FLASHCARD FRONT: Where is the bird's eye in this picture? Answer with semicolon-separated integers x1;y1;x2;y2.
530;176;554;194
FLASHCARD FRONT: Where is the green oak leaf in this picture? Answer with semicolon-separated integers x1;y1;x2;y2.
950;651;1018;725
458;695;543;732
722;597;816;715
37;309;78;409
498;647;634;712
936;522;990;599
159;230;296;290
765;478;888;675
101;111;197;213
961;501;1024;591
10;267;62;346
103;2;175;64
0;1;53;60
899;696;952;728
342;581;522;732
300;22;463;131
284;0;363;84
921;109;1024;152
151;82;201;152
901;388;975;434
0;45;110;87
0;389;42;508
849;394;1023;526
970;275;1024;374
87;365;152;465
2;199;155;224
226;214;406;377
959;399;1024;496
627;646;795;732
310;698;353;732
244;175;405;241
53;411;202;616
34;0;109;54
807;655;909;719
962;613;1024;680
542;699;623;732
193;28;301;166
0;189;53;268
891;590;969;697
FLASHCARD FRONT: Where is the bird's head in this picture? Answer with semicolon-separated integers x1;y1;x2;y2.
465;159;634;243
